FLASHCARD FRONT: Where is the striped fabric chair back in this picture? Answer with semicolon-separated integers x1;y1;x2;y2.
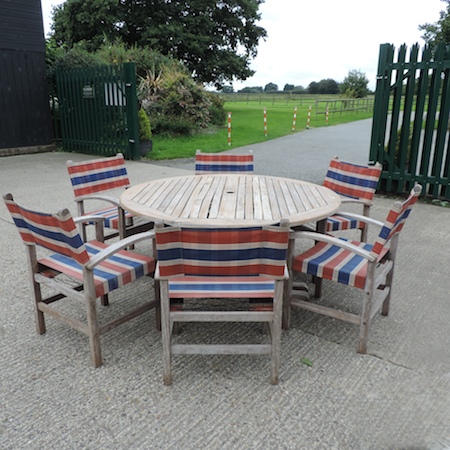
323;157;382;200
67;153;130;200
155;226;289;279
195;150;254;174
371;184;422;257
4;194;89;265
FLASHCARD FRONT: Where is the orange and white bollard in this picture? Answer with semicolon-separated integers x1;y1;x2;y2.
292;106;297;132
326;105;329;126
263;108;268;137
227;112;232;146
306;105;311;129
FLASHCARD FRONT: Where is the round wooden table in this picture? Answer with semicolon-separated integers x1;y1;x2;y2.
120;174;341;228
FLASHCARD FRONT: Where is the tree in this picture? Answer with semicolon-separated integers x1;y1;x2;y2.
221;85;234;93
283;84;294;91
238;86;263;93
340;70;369;98
307;81;319;94
317;78;339;95
51;0;267;88
292;85;305;93
264;82;278;92
419;0;450;52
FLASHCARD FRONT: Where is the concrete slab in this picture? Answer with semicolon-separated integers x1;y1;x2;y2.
1;128;450;449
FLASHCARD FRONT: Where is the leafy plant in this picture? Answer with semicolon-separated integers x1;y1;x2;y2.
138;66;225;136
138;108;152;141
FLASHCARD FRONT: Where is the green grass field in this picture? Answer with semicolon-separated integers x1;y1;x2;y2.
148;97;374;160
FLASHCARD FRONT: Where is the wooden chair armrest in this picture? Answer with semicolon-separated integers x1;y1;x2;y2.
74;215;105;225
86;230;155;269
332;212;384;228
289;231;376;261
340;198;373;207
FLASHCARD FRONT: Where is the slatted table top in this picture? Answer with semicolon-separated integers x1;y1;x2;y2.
120;174;341;228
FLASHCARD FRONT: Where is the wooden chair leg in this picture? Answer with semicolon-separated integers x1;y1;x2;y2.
32;280;46;334
85;294;102;367
160;283;173;385
314;277;323;298
360;225;368;242
358;274;375;354
27;247;46;334
282;238;294;330
382;239;398;316
100;294;109;306
271;281;284;385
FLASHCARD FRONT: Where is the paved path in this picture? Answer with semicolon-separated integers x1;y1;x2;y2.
149;118;373;183
1;120;450;449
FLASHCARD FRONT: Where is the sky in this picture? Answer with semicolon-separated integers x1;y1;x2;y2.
40;0;445;91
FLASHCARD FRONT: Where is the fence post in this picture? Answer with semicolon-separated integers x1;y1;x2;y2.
227;112;232;146
263;108;268;136
292;106;297;131
123;62;140;160
306;105;311;129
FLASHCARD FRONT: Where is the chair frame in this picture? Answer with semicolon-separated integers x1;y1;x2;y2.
67;153;152;242
285;185;422;353
4;193;158;367
155;220;289;385
323;156;382;241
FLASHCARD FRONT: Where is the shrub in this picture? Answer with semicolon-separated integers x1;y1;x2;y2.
139;66;223;135
138;109;152;140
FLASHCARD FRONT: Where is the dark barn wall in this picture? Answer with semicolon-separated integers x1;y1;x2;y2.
0;0;53;150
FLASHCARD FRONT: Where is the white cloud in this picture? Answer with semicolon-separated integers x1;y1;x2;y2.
40;0;444;90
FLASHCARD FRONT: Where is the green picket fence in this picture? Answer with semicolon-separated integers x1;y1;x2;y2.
55;63;141;160
370;43;450;200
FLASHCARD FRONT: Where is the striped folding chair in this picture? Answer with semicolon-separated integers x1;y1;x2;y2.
322;157;382;241
195;149;254;173
155;221;290;385
3;193;157;367
67;153;152;242
286;185;422;354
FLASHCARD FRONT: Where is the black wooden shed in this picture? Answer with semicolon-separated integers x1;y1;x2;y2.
0;0;53;154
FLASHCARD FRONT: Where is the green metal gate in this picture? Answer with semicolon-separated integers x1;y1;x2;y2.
370;43;450;200
55;62;141;160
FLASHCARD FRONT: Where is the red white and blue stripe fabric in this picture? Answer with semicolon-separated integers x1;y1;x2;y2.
166;276;277;298
81;206;131;229
67;153;130;199
4;194;154;298
195;152;254;174
39;240;155;297
326;215;364;233
4;194;90;265
323;158;382;201
293;239;381;289
155;226;288;298
371;185;421;256
293;185;421;289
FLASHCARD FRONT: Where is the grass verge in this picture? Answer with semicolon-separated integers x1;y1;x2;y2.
147;100;373;160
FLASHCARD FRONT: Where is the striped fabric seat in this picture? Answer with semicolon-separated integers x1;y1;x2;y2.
289;185;422;354
67;153;145;241
83;206;132;230
40;241;154;298
322;157;382;240
293;239;389;289
195;150;254;173
326;214;364;233
155;223;289;385
4;193;157;368
166;277;277;299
